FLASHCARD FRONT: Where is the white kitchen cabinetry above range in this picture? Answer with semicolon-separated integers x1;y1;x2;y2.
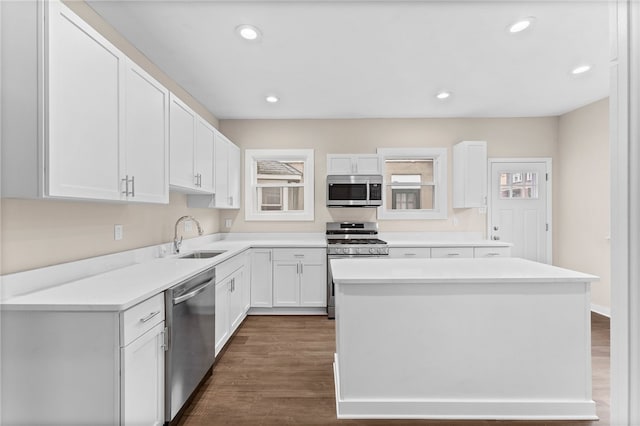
169;94;215;194
1;0;169;204
453;141;487;208
327;154;381;175
1;293;166;425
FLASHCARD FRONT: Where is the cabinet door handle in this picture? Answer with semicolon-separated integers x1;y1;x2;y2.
130;175;135;197
300;263;303;274
161;326;169;351
269;251;272;262
140;310;161;323
121;175;129;196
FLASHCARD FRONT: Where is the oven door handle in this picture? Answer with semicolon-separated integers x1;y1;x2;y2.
173;280;214;305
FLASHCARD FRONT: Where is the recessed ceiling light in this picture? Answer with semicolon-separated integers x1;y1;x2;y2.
436;91;451;100
265;95;279;103
236;24;261;41
508;17;535;34
571;64;592;75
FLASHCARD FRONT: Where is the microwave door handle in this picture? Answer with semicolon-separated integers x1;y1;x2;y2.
366;180;370;203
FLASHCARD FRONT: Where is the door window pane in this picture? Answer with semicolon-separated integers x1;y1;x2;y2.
499;172;538;199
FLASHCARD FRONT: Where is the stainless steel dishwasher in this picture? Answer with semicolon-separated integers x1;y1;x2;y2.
165;266;216;424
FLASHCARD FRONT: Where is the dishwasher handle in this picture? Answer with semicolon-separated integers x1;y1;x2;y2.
173;279;214;305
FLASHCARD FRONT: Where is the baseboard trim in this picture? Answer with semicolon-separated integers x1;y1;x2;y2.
333;355;598;420
248;307;327;316
591;303;611;318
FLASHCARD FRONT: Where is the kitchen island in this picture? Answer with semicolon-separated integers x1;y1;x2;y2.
330;257;598;420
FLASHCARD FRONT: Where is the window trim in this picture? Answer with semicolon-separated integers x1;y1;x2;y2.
377;147;448;220
244;149;314;221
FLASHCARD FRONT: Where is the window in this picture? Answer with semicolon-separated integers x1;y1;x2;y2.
245;149;314;221
499;172;539;199
377;148;447;220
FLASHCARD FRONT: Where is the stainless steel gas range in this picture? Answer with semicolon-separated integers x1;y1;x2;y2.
326;222;388;318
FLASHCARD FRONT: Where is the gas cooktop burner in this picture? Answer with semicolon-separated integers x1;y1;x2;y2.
327;238;387;245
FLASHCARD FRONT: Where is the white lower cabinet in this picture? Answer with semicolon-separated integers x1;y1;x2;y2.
431;247;474;258
388;247;431;258
250;249;273;307
0;293;166;425
272;249;326;307
121;321;165;426
215;252;249;356
474;246;512;258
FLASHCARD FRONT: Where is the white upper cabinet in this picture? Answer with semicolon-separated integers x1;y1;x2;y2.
186;128;241;209
327;154;381;175
1;0;169;203
122;61;169;203
452;141;488;208
215;131;241;209
169;94;215;194
195;118;215;193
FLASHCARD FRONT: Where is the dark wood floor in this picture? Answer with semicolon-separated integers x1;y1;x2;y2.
178;313;610;426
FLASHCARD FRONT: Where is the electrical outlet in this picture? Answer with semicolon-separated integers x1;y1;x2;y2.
452;215;459;227
225;219;232;228
114;224;123;241
184;220;193;232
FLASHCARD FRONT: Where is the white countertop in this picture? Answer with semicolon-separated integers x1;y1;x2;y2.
1;238;326;312
330;257;598;284
0;233;513;312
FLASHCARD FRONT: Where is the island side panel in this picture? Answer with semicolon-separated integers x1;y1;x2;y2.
334;279;595;419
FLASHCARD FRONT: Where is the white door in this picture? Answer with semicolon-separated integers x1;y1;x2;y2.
489;159;551;263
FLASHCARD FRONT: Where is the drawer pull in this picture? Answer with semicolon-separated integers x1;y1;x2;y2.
294;254;305;258
486;252;501;257
139;310;161;323
404;253;417;257
447;253;460;257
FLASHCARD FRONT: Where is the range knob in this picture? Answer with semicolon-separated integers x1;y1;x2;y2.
369;247;377;254
356;247;362;254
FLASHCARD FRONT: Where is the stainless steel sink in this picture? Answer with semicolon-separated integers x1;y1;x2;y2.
178;250;226;259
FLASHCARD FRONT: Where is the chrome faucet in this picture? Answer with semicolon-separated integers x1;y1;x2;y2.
173;215;204;253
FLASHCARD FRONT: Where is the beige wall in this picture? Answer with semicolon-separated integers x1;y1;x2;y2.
219;117;559;234
0;194;219;274
555;98;610;311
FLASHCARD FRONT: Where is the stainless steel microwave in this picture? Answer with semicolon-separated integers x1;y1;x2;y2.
326;175;383;207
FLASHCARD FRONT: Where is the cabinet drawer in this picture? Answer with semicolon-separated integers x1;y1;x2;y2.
121;293;165;346
388;247;431;258
431;247;474;258
474;247;511;258
216;252;247;282
272;248;326;264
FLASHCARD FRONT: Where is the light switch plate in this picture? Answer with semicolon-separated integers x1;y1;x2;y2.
114;224;123;241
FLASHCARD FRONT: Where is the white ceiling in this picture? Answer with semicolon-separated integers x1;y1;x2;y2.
87;0;609;119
